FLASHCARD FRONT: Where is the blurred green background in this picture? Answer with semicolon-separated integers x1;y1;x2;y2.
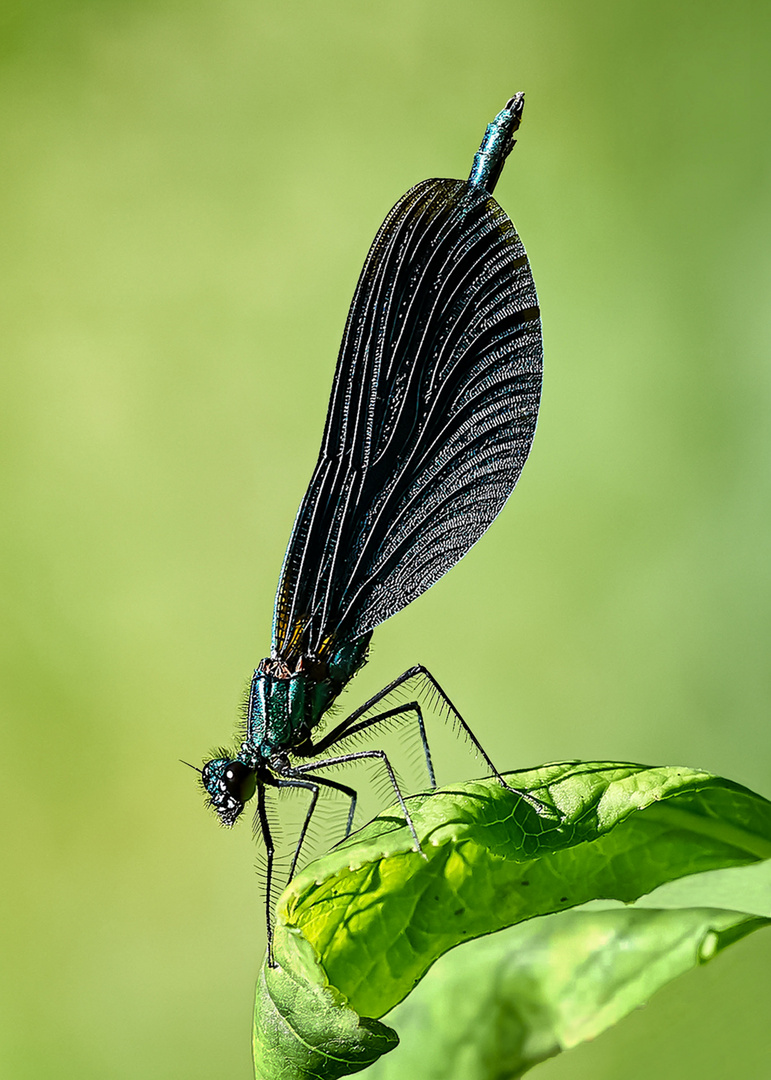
1;2;768;1077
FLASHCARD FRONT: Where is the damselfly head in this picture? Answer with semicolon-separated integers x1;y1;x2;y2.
201;756;257;827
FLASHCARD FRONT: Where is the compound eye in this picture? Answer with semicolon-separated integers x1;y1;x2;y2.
222;760;256;801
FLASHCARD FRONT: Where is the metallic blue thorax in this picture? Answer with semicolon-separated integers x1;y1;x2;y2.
241;634;370;762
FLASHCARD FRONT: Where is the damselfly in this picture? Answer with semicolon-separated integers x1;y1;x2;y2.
195;95;542;960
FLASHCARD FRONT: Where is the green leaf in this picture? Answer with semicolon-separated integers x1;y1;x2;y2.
253;928;397;1080
365;873;771;1080
252;762;771;1079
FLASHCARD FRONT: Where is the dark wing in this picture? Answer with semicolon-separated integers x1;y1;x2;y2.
272;178;542;663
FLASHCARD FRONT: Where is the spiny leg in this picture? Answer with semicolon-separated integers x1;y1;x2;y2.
291;748;424;855
312;664;494;777
309;699;436;788
403;665;503;783
273;777;319;884
404;667;550;814
275;772;359;881
255;773;358;967
314;664;548;814
254;780;278;967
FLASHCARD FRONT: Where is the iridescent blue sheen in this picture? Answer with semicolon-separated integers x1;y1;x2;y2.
202;633;370;827
467;93;524;193
239;635;371;764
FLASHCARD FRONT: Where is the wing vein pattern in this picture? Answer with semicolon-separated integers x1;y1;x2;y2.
272;178;542;663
